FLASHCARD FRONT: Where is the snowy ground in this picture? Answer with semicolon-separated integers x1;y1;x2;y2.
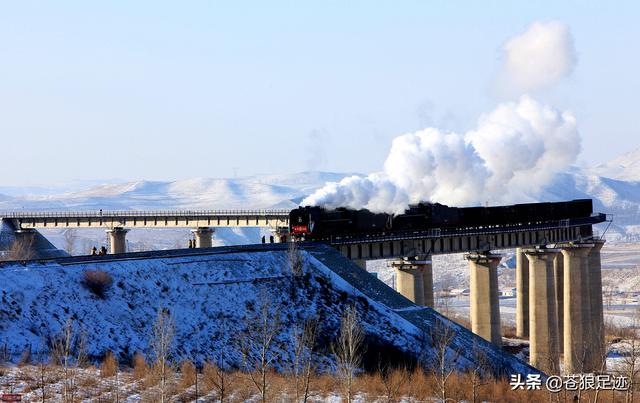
0;365;397;402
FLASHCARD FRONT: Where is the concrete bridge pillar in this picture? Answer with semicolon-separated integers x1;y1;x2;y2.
553;253;564;353
391;257;433;307
525;249;560;374
561;244;593;373
467;252;502;346
516;248;529;339
392;260;425;306
106;227;129;254
191;227;214;248
419;258;434;308
588;239;606;371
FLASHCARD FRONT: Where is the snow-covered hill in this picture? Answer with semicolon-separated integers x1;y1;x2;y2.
0;172;353;212
589;148;640;182
0;244;538;377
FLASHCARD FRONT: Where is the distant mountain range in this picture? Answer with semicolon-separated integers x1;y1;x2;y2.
1;149;640;242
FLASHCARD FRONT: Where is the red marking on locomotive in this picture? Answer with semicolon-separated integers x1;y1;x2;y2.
1;394;23;402
292;225;308;233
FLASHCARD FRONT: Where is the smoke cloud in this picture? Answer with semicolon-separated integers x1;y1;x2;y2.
499;21;577;94
303;96;579;213
302;21;580;213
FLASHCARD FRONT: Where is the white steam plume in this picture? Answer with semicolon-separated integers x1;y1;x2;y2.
302;96;579;213
499;21;577;94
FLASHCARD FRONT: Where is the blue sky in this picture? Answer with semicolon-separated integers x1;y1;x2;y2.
0;1;638;185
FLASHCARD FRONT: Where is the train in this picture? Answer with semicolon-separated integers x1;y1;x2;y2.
289;199;595;241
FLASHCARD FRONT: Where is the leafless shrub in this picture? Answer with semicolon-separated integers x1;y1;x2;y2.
203;361;233;403
18;345;31;366
81;269;113;298
333;305;365;403
377;360;408;403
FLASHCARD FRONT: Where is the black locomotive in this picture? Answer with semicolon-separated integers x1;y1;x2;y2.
289;199;595;241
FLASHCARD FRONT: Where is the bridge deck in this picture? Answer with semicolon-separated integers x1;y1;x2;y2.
332;214;606;259
1;209;290;229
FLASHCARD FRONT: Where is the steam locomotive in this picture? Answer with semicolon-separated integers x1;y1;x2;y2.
289;199;595;241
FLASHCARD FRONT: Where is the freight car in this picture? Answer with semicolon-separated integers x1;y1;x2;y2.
289;199;595;241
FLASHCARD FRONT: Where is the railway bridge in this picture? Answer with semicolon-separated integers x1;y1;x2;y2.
1;208;609;374
1;209;290;252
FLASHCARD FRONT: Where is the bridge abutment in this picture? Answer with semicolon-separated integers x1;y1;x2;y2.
192;227;214;248
516;248;530;339
525;249;560;374
467;252;502;346
106;227;129;254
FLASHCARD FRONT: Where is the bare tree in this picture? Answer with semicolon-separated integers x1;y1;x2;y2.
426;318;460;403
2;236;35;261
468;340;489;403
333;304;365;403
292;317;317;402
151;308;176;403
62;229;76;255
206;318;236;403
240;290;283;403
50;318;87;403
622;309;640;403
593;338;613;403
36;346;52;403
288;241;304;277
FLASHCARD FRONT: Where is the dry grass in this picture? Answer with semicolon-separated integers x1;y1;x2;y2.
605;319;637;341
100;351;118;378
132;351;149;380
502;323;519;339
178;359;196;390
2;358;620;402
81;269;113;298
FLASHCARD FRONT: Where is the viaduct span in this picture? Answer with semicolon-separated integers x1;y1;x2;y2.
2;209;290;251
2;208;608;375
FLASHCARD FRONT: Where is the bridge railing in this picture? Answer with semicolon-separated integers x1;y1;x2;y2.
0;209;291;219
